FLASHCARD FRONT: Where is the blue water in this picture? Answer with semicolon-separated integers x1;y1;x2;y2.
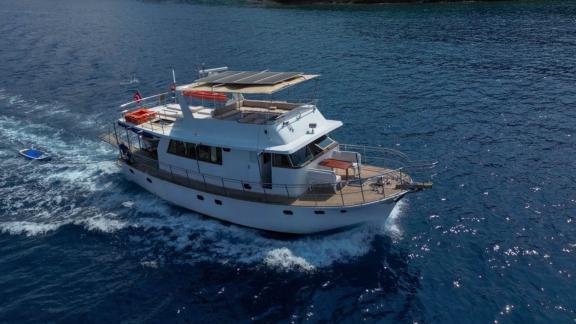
1;0;575;322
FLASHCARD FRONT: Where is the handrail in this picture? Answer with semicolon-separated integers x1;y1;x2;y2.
102;145;410;208
120;92;173;109
100;123;436;207
338;143;437;175
101;128;434;186
119;92;319;126
127;147;405;191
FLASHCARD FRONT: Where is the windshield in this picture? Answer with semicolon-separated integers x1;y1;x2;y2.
289;146;314;167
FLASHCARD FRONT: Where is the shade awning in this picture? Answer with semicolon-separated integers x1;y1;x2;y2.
179;73;319;95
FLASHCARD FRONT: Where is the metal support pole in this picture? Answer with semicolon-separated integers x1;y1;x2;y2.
221;178;227;195
202;175;208;191
125;129;131;150
113;123;121;156
355;152;361;180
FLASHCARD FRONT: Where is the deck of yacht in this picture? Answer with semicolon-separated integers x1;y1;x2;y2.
120;98;311;135
291;166;407;206
107;151;407;208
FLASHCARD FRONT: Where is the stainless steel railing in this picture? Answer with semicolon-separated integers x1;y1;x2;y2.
100;130;434;207
120;92;175;110
119;92;319;127
338;144;437;177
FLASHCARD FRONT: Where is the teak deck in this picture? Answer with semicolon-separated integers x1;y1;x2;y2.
100;133;410;207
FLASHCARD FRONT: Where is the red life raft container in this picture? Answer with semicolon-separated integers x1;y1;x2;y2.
183;90;227;101
124;108;158;125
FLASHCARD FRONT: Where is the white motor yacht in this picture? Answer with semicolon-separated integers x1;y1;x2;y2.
101;68;435;234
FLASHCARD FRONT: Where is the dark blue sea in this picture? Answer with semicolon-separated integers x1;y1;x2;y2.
1;0;575;322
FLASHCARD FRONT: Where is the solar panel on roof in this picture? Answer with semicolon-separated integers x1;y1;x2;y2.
254;72;303;84
195;71;303;85
195;71;244;83
209;71;255;84
232;71;274;84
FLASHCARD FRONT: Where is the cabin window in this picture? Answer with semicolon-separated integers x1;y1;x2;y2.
272;154;293;168
289;145;314;167
272;136;338;169
185;143;197;159
168;140;186;156
197;145;222;165
167;140;196;159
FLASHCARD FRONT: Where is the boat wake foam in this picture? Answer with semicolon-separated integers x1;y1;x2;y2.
1;198;407;271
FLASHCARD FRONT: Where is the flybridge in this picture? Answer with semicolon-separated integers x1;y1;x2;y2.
180;69;319;94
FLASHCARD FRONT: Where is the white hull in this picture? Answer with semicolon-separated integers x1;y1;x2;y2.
121;164;399;234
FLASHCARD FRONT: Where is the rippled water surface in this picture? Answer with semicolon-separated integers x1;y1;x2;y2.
1;0;575;322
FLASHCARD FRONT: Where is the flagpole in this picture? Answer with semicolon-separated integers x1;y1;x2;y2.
171;69;177;103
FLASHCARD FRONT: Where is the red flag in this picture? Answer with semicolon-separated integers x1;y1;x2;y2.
134;90;142;103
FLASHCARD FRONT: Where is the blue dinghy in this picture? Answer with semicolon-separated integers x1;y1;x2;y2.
19;148;50;160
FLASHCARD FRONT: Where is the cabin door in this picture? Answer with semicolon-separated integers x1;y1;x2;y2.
260;153;272;189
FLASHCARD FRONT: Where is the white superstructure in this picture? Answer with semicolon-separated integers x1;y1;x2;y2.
101;68;435;234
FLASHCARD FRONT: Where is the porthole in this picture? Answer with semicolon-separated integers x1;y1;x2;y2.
340;209;347;213
283;210;293;215
243;183;252;190
223;148;231;152
314;210;325;215
215;199;222;205
129;169;134;174
146;177;152;183
197;195;204;200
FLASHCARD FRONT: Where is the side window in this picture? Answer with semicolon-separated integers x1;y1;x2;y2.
272;154;293;168
167;140;186;156
289;146;313;167
197;145;222;165
185;143;197;159
168;140;197;160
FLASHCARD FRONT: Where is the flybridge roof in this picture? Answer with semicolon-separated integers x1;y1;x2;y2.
196;71;304;85
180;70;319;94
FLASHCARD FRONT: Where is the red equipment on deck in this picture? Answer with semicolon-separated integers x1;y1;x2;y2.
182;90;227;101
124;108;158;125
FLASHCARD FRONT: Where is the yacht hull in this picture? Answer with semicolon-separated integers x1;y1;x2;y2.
121;164;398;234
